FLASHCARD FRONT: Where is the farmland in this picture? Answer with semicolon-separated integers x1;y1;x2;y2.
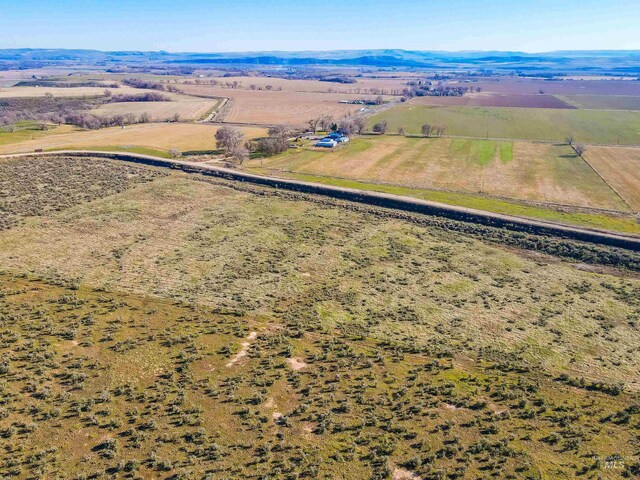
1;155;640;479
558;95;640;110
247;136;629;210
464;78;640;96
0;123;267;156
411;93;574;109
92;95;222;121
367;104;640;144
584;146;640;211
179;84;388;125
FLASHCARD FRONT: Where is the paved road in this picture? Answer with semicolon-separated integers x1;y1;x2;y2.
3;150;640;252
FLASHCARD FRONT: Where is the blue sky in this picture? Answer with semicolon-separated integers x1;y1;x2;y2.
1;0;639;52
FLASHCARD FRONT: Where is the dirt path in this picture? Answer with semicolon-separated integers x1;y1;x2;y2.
225;331;257;367
3;150;640;252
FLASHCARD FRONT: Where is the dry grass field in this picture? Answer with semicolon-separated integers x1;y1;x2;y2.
180;84;386;125
1;156;639;478
189;75;410;95
249;136;628;211
584;146;640;211
0;122;266;155
92;95;221;121
0;85;143;98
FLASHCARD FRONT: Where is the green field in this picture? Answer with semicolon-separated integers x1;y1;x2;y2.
0;121;78;146
1;155;640;478
246;136;639;233
558;94;640;110
368;104;640;144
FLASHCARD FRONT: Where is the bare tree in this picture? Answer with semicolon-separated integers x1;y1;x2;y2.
319;115;334;132
565;135;574;146
170;148;181;158
139;112;151;123
229;145;249;165
351;117;366;134
308;118;321;133
215;126;245;154
171;113;180;123
375;96;384;105
574;143;586;156
338;120;355;135
398;127;405;136
372;121;388;134
421;124;432;137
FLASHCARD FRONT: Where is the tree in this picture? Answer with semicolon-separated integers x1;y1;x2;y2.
308;118;321;133
435;126;446;138
319;115;334;132
215;126;244;154
375;96;384;105
256;126;291;156
171;113;180;123
229;145;249;165
565;135;574;146
139;112;151;123
372;121;388;134
574;143;586;156
351;117;366;134
337;120;355;135
421;124;432;137
398;127;405;136
170;148;181;158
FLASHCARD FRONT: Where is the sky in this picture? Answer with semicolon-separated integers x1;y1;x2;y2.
1;0;639;53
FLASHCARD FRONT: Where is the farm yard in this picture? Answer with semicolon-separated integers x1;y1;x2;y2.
0;122;267;156
367;104;640;144
1;154;640;479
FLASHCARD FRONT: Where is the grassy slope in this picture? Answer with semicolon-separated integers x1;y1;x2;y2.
0;121;79;146
368;104;640;144
1;164;639;478
557;94;640;110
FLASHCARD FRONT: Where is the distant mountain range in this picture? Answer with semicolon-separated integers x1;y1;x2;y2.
2;48;640;73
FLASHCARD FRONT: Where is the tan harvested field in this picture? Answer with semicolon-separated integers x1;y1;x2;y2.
0;85;151;98
0;122;266;154
584;146;640;211
92;95;221;121
412;92;574;109
185;75;409;95
249;136;628;210
180;84;387;125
